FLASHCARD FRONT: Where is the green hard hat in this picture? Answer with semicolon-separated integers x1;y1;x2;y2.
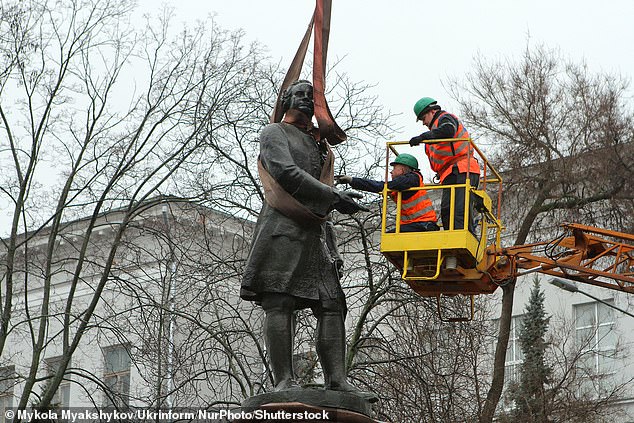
390;153;418;169
413;97;438;120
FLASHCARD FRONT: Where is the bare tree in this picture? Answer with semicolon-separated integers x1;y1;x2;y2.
323;135;499;421
447;43;634;422
0;0;277;411
544;309;633;422
0;0;406;413
107;70;402;409
5;7;631;420
100;200;262;408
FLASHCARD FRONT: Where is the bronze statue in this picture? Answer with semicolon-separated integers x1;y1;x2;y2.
241;80;368;395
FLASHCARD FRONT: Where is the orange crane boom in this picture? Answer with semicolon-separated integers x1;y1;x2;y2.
487;223;634;292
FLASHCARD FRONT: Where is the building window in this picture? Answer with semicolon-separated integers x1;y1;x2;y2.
574;300;616;375
44;356;71;407
503;315;524;385
0;366;15;421
103;345;131;408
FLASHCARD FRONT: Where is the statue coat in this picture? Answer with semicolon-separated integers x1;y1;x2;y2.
240;122;345;308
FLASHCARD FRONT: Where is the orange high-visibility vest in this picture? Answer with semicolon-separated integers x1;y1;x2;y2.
389;172;437;224
424;111;480;182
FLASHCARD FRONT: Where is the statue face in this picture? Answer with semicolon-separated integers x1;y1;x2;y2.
286;82;314;118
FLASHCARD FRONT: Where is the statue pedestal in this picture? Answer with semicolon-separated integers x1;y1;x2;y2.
235;388;382;422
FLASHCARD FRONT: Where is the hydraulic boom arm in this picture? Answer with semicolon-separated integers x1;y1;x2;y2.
487;223;634;292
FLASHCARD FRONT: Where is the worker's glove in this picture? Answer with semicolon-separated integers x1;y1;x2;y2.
334;175;353;185
333;190;369;214
409;132;431;146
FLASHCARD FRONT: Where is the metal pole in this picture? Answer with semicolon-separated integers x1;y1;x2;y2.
162;204;177;409
549;277;634;319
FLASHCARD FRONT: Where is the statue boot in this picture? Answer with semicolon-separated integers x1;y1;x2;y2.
264;309;300;391
316;311;378;403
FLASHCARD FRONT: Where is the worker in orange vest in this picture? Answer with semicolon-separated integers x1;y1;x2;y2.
336;153;439;232
409;97;480;233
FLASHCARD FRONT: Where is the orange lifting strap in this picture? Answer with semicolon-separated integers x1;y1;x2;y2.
270;0;346;146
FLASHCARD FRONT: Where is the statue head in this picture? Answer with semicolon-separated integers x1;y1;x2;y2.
281;80;314;118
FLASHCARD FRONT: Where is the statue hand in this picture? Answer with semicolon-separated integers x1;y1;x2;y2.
333;190;369;214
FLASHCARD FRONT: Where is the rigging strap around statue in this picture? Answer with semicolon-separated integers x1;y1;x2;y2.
270;0;346;146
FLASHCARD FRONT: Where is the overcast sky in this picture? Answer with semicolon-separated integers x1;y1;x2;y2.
138;0;634;139
2;1;633;234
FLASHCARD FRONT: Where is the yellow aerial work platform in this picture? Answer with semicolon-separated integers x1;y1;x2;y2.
380;139;504;299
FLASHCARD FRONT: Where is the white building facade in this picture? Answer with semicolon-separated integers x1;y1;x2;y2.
0;199;262;414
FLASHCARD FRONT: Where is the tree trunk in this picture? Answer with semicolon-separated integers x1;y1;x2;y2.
480;281;515;422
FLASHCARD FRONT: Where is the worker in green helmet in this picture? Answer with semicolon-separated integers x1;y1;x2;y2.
409;97;480;233
336;153;439;232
